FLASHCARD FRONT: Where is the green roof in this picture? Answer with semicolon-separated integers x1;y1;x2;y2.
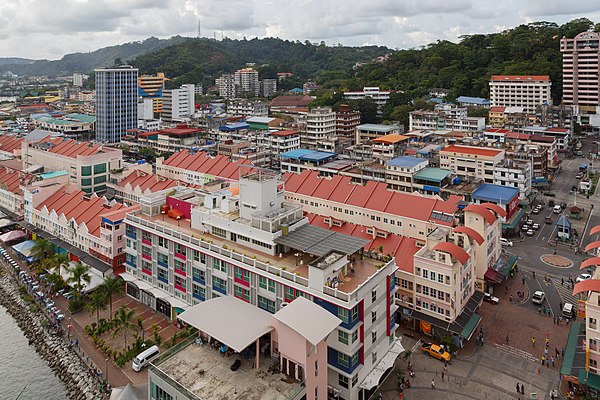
460;313;481;340
413;167;453;183
578;370;600;390
561;322;583;376
65;113;96;123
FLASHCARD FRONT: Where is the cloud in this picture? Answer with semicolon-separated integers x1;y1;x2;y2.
0;0;600;60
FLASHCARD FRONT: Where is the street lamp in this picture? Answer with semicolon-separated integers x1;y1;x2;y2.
105;358;109;386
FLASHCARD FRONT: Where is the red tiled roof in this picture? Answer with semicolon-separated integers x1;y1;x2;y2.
573;279;600;296
489;107;506;112
432;242;470;265
162;151;253;180
581;257;600;270
36;187;137;238
464;204;497;225
530;135;555;143
480;202;507;218
0;134;24;154
32;137;107;158
491;75;550;82
285;170;460;224
451;226;484;245
118;170;178;193
441;145;502;157
269;95;314;108
0;167;33;194
304;212;418;273
545;127;569;133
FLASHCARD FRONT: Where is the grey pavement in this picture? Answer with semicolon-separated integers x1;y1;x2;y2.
378;337;559;400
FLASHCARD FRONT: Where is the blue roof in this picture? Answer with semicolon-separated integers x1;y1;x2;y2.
219;122;249;131
427;98;446;104
557;215;572;228
387;156;426;168
279;149;337;162
288;88;304;93
456;96;491;105
472;184;519;203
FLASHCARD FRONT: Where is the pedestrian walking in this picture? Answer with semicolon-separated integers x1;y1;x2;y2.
551;356;555;367
506;334;509;344
521;384;525;395
556;347;560;359
480;336;484;346
516;382;520;393
532;271;535;279
522;277;525;285
561;278;564;285
431;379;435;389
531;337;536;347
441;370;445;381
541;355;545;366
546;357;550;368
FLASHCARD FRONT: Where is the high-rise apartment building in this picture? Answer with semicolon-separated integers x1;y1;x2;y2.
560;31;600;110
336;104;361;143
235;67;260;96
343;87;391;116
216;74;236;99
72;73;85;87
260;78;277;97
138;72;167;113
303;107;337;151
489;75;552;114
95;66;138;143
162;84;195;123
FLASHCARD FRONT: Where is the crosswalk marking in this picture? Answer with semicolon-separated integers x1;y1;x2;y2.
551;278;579;306
494;343;538;363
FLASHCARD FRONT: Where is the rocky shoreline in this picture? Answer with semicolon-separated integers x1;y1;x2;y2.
0;271;104;400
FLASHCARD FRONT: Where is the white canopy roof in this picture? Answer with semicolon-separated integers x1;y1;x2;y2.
359;338;405;390
119;272;153;291
272;297;341;346
178;296;273;352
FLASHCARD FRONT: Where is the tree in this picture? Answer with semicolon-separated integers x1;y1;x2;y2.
46;270;66;294
31;238;55;262
100;275;124;320
86;289;107;324
66;261;91;299
349;97;378;124
136;316;145;342
112;306;138;349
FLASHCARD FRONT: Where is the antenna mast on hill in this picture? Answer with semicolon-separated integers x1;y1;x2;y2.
197;19;201;38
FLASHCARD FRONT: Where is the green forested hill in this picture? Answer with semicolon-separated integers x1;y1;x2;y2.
354;18;598;105
132;37;390;89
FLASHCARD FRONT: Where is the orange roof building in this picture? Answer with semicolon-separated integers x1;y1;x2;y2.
29;184;139;271
0;167;35;218
157;150;254;184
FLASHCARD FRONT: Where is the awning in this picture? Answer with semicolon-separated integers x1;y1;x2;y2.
359;338;404;390
119;272;137;282
147;287;170;299
166;295;190;311
460;313;481;340
274;224;368;257
123;276;153;291
578;370;600;391
178;296;273;353
0;230;26;243
502;207;526;230
560;322;586;378
484;268;504;284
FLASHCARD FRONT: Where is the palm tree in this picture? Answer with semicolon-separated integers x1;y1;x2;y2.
86;289;107;324
100;275;124;320
31;237;55;261
51;253;70;273
136;316;144;342
112;305;138;349
66;261;91;299
46;270;66;294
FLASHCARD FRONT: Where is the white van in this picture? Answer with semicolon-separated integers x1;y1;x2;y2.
132;345;160;372
553;205;562;214
563;303;575;319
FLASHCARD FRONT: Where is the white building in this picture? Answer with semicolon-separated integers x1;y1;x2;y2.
216;74;236;99
163;84;195;123
73;73;85;87
261;78;277;97
235;68;260;96
489;75;552;114
409;110;485;132
344;87;391;116
493;159;532;200
303;107;337;151
227;99;268;117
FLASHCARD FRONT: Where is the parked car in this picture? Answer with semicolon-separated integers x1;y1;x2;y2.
548;200;555;207
500;238;513;247
483;292;500;304
545;215;552;224
532;223;540;230
553;205;562;214
526;229;534;237
576;273;592;283
532;291;546;305
532;208;540;214
421;343;452;362
521;224;530;231
544;192;556;197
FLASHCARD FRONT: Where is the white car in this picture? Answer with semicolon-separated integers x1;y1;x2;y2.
532;291;546;305
532;223;540;230
576;273;592;283
500;238;513;247
526;229;534;237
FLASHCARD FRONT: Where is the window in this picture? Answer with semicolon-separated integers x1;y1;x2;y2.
338;373;349;388
174;275;186;290
258;295;276;313
352;305;359;320
212;226;227;238
351;330;358;343
372;352;377;364
192;284;205;300
93;163;107;174
372;311;377;323
352;375;358;387
94;175;106;184
438;274;444;284
338;330;349;345
174;260;186;274
338;308;349;324
152;383;173;400
212;276;227;294
430;271;436;281
284;286;295;301
81;166;92;176
174;243;186;257
372;331;377;344
81;178;92;186
192;268;205;283
157;267;168;283
157;253;168;267
423;269;428;279
235;267;249;282
338;353;349;368
142;246;152;258
213;258;227;273
159;237;168;248
259;276;275;292
234;286;250;302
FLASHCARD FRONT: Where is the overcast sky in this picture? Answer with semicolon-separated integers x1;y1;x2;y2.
2;0;600;59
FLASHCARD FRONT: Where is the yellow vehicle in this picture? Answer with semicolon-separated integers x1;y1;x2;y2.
421;342;451;362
